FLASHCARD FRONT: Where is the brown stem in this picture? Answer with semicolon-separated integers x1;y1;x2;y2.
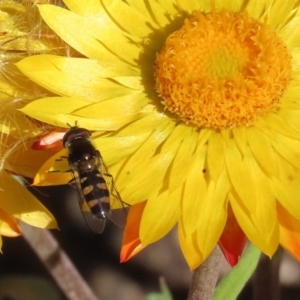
253;247;283;300
21;223;99;300
187;246;222;300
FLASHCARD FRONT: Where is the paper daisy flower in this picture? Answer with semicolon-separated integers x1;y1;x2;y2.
0;0;60;248
15;0;300;269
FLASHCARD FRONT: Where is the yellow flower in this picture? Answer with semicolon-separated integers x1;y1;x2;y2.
0;0;62;248
15;0;300;269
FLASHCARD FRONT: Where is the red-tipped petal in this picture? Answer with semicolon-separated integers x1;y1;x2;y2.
219;204;247;266
32;131;65;151
120;201;146;262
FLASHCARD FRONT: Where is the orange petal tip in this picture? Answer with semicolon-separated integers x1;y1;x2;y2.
120;238;143;262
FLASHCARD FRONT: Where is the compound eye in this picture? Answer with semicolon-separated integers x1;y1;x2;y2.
63;132;77;147
63;128;79;147
63;128;92;148
79;130;91;138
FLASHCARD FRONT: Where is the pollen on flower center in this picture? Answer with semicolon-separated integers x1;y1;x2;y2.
154;10;292;129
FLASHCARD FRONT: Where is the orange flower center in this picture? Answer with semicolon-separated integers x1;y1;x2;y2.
154;10;292;129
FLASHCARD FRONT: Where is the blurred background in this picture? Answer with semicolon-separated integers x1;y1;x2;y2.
0;184;300;300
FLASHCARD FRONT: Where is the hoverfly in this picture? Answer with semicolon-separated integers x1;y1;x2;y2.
63;125;128;233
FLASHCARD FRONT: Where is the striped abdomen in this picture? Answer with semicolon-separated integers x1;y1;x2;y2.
79;170;110;219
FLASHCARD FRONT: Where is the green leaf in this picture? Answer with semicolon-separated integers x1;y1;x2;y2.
145;278;173;300
213;243;261;300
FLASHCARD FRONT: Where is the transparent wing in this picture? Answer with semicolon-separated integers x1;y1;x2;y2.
69;163;106;234
96;151;129;228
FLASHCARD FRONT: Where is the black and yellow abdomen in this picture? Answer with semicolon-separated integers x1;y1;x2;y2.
79;169;110;219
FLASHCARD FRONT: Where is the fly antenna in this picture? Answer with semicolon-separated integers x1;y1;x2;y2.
66;121;78;128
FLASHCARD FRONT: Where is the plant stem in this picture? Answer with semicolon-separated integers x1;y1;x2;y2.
187;246;222;300
253;247;284;300
21;223;99;300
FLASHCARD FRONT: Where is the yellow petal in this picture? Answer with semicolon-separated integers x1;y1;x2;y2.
73;101;149;130
40;4;141;64
168;128;199;191
94;134;151;166
19;97;87;127
73;93;147;119
160;123;191;152
140;186;181;246
33;149;71;186
279;16;300;48
115;119;175;196
141;0;170;27
216;0;244;11
102;0;155;36
197;129;213;147
207;131;225;182
228;145;278;248
34;171;71;186
268;1;299;29
19;95;146;130
179;168;229;269
112;110;170;136
152;0;180;16
17;56;135;101
182;145;208;235
230;192;277;257
232;127;248;157
21;97;89;117
226;138;278;246
245;0;274;19
225;140;256;214
63;0;103;16
178;219;202;269
120;147;177;205
247;154;278;244
247;126;279;177
194;170;229;259
38;5;118;62
270;132;300;172
176;0;202;14
263;113;299;140
0;172;57;229
271;156;300;222
112;77;143;90
93;26;141;65
126;0;157;23
278;110;300;138
253;117;274;140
